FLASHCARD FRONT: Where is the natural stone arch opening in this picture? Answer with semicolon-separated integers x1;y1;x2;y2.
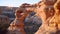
24;10;42;34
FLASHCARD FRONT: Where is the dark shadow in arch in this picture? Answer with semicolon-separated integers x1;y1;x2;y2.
24;11;42;34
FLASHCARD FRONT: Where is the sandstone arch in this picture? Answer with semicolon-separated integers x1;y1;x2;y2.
6;0;60;34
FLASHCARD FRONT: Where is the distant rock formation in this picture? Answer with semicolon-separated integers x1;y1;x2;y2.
0;6;18;22
0;15;10;34
0;8;2;14
0;8;10;34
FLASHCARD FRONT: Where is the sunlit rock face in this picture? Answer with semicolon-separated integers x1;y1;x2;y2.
34;0;60;34
42;0;57;5
53;0;60;34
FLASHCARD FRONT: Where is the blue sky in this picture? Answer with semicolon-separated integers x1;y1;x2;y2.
0;0;40;7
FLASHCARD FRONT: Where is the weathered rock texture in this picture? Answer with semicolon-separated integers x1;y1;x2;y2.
7;7;33;34
18;0;60;34
6;0;60;34
35;0;60;34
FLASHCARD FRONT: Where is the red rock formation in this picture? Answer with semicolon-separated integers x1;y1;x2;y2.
53;0;60;33
7;7;33;34
18;0;60;34
35;0;60;34
6;0;60;34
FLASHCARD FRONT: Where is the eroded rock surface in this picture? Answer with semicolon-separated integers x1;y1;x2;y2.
6;0;60;34
19;0;60;34
7;6;33;34
35;0;60;34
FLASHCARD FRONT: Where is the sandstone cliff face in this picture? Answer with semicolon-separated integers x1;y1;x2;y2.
35;0;60;34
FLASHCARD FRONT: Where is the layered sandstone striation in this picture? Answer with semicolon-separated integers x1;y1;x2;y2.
35;0;60;34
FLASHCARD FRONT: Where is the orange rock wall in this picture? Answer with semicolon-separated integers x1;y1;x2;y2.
35;0;60;34
7;0;60;34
